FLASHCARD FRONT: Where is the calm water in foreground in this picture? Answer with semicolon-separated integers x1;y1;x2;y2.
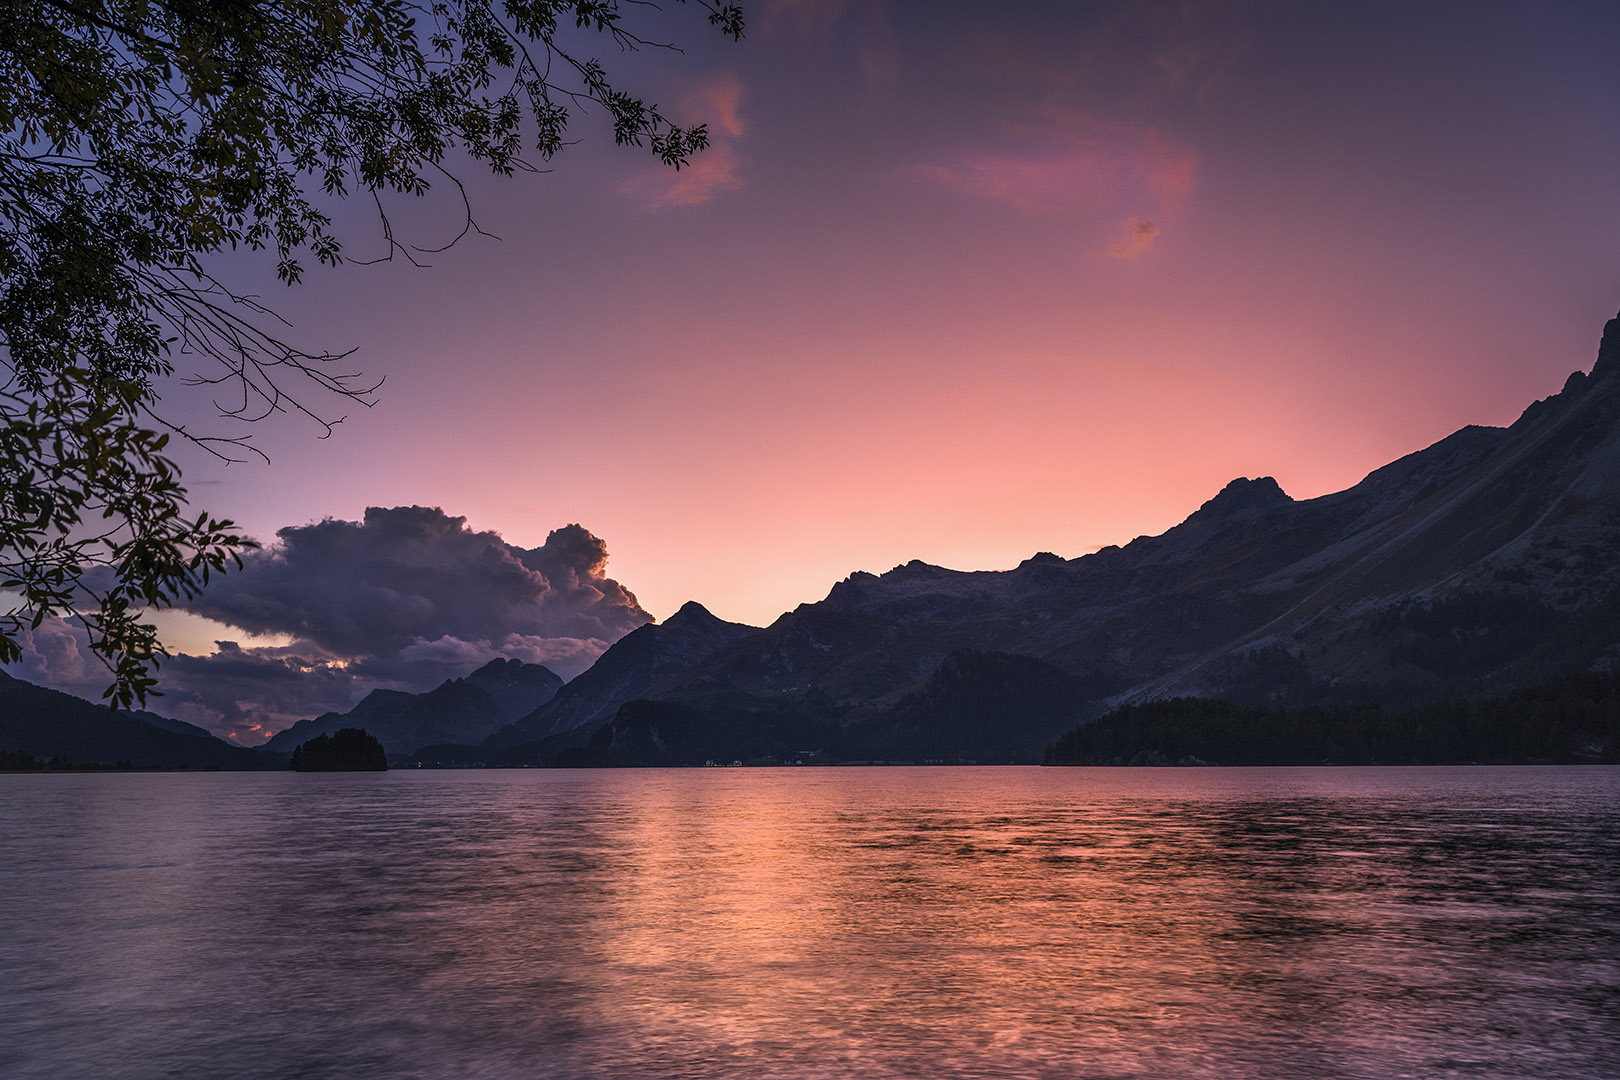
1;767;1617;1079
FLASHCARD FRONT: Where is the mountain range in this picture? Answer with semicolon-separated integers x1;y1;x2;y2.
7;308;1619;768
458;305;1620;765
262;657;562;757
0;656;562;769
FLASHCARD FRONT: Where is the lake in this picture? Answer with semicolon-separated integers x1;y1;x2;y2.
1;767;1616;1079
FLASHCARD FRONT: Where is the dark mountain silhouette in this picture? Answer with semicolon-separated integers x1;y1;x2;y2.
263;657;561;756
841;650;1088;763
128;709;226;740
489;306;1620;765
552;694;841;768
22;310;1620;769
0;669;283;769
481;601;758;750
1044;669;1620;766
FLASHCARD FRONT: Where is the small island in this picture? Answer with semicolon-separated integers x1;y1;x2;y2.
289;728;388;772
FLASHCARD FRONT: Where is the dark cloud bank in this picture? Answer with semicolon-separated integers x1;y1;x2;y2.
8;507;650;743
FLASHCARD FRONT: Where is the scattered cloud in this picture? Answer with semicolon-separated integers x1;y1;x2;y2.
622;75;748;209
691;77;747;140
3;618;103;700
910;121;1195;219
491;633;619;671
1105;215;1161;260
393;631;614;673
4;508;651;743
907;113;1194;259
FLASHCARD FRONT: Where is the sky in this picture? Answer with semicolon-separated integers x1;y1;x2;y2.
10;0;1620;740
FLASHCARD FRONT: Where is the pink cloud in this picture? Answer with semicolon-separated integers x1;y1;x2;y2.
907;113;1195;260
3;617;100;695
396;632;613;677
623;75;747;209
687;75;746;139
497;633;616;671
635;144;743;209
1105;216;1161;260
911;125;1196;217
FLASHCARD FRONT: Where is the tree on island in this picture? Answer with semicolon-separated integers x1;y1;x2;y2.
290;727;389;771
1;0;745;706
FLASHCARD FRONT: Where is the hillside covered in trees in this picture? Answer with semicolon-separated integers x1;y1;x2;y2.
1044;670;1620;765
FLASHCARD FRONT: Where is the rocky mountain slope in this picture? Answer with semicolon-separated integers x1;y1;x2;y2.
264;657;562;756
484;307;1620;765
482;601;759;750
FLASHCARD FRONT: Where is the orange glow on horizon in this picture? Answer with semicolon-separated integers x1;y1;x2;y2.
152;2;1620;634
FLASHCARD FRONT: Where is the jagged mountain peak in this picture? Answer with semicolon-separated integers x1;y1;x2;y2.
1514;307;1620;426
881;559;951;580
818;560;975;613
463;657;561;695
823;570;878;603
664;600;729;631
1192;476;1292;520
482;600;760;750
1513;367;1608;428
1595;307;1620;380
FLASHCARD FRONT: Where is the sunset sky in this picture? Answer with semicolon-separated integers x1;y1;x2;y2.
11;1;1620;739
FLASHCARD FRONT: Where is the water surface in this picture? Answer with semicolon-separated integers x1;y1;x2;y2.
2;767;1616;1079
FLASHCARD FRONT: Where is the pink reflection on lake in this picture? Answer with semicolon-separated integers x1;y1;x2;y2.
2;766;1617;1079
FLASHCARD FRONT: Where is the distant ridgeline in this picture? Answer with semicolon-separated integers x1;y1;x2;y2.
1044;670;1620;766
289;728;388;772
399;307;1620;770
0;668;284;771
12;309;1620;772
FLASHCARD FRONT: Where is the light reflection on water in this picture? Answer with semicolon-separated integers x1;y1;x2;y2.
1;767;1616;1079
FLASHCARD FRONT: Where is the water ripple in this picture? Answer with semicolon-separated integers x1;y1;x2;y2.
1;766;1616;1079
